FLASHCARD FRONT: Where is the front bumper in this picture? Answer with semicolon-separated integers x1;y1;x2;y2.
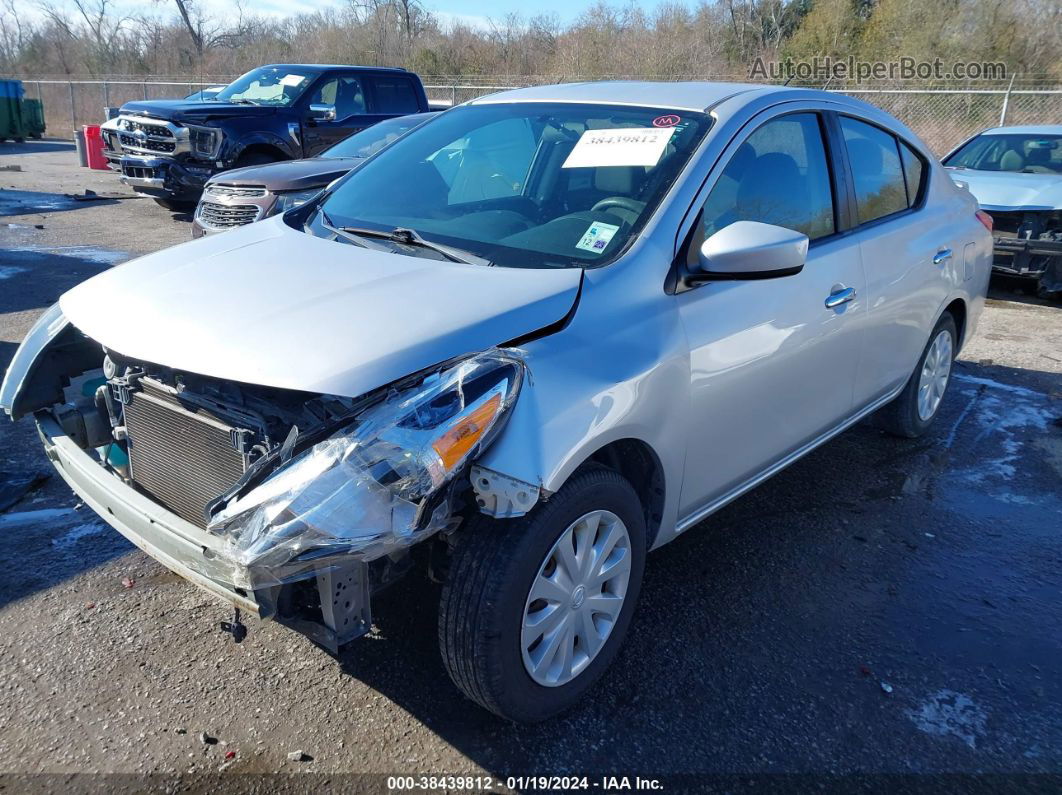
36;414;373;650
119;156;217;201
991;234;1062;277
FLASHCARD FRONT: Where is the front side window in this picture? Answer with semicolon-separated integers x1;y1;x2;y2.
841;117;908;224
314;103;711;268
214;67;312;107
700;113;835;241
943;132;1062;174
308;76;366;119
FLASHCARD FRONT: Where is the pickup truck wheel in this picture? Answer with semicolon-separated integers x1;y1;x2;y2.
234;151;279;168
877;313;957;438
439;466;646;722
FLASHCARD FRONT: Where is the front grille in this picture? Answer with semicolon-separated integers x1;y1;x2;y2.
205;184;267;199
122;379;248;528
119;133;175;153
197;201;260;229
124;119;173;138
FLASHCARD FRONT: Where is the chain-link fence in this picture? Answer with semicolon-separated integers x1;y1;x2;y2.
10;77;1062;156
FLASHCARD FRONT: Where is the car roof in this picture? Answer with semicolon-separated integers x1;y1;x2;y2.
259;64;409;74
978;124;1062;136
467;81;783;112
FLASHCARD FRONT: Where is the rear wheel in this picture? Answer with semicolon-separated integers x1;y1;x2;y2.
877;313;958;438
439;466;646;722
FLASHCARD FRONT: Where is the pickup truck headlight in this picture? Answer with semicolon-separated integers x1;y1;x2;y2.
208;350;524;581
186;124;222;159
272;189;321;215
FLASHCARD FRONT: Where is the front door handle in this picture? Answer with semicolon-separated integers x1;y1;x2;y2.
933;248;953;265
825;286;857;309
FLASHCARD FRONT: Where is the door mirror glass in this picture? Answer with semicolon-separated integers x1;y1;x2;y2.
696;221;808;278
309;103;336;121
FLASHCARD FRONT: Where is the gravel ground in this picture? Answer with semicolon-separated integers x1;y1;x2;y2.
1;141;1060;790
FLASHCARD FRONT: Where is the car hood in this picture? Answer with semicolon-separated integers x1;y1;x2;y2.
59;216;581;398
946;168;1062;211
119;99;275;122
211;157;362;191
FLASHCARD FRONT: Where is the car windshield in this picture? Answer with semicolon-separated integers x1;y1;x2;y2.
313;102;710;269
322;114;435;159
214;67;313;107
944;132;1062;174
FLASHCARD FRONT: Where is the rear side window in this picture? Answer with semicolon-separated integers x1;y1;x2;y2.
371;77;420;114
841;117;907;224
899;141;925;206
700;112;835;241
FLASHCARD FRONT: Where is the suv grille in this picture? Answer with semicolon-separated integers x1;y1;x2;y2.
122;379;249;528
205;185;268;199
197;201;261;229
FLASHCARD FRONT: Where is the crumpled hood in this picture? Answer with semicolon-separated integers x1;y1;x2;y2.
947;168;1062;211
211;157;361;191
59;216;581;397
119;99;274;122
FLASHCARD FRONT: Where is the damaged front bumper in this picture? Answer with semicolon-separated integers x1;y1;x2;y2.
36;413;372;650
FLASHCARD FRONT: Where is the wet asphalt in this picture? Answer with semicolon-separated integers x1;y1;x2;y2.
0;141;1060;790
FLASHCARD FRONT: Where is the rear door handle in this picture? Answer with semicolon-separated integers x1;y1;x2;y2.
933;248;953;265
825;286;857;309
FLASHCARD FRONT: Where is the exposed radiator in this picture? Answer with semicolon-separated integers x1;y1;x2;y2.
122;379;249;528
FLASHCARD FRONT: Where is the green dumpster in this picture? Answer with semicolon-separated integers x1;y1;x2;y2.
0;80;43;142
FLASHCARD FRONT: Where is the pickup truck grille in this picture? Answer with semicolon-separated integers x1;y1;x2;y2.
197;201;261;229
116;115;184;157
121;379;250;529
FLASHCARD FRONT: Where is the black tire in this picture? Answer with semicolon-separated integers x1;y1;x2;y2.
877;312;958;438
439;465;646;722
153;198;196;211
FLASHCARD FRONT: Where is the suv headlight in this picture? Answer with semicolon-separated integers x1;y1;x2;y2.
186;124;222;159
272;189;321;215
208;350;524;582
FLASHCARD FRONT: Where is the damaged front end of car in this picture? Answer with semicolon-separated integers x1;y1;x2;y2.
985;208;1062;294
0;306;525;651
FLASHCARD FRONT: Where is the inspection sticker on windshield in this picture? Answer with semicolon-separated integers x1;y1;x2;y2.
563;127;674;169
576;221;620;254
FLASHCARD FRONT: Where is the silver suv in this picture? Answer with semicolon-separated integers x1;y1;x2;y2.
1;81;991;722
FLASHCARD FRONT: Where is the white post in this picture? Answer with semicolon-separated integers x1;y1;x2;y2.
999;73;1016;126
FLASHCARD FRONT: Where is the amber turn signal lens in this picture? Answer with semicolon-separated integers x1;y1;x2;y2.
432;393;502;471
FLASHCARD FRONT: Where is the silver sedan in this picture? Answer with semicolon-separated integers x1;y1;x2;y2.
1;81;991;722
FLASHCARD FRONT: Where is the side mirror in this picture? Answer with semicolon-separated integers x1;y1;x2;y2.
308;103;336;122
693;220;808;280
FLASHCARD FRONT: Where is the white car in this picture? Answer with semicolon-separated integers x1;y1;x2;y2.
1;81;991;722
944;124;1062;295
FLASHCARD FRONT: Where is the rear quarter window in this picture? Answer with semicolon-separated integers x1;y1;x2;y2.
371;77;421;114
841;116;908;224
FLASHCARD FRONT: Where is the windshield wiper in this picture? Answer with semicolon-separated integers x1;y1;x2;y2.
227;97;259;106
319;212;393;251
338;226;492;266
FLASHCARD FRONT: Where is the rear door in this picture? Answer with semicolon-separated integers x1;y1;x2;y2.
835;115;957;406
675;107;869;516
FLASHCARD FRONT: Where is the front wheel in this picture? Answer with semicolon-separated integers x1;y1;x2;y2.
439;466;646;722
877;313;958;438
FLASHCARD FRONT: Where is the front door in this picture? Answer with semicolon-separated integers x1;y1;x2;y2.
676;111;868;517
299;73;374;155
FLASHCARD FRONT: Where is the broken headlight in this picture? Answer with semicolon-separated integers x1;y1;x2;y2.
207;349;524;582
186;124;222;159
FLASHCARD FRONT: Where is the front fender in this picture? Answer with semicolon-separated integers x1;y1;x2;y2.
226;130;299;164
478;251;692;548
1;303;68;419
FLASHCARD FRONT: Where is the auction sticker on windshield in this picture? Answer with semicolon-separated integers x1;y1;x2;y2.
576;221;620;253
563;127;675;168
280;74;307;87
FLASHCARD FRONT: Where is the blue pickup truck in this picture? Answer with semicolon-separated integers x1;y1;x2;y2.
103;64;430;209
